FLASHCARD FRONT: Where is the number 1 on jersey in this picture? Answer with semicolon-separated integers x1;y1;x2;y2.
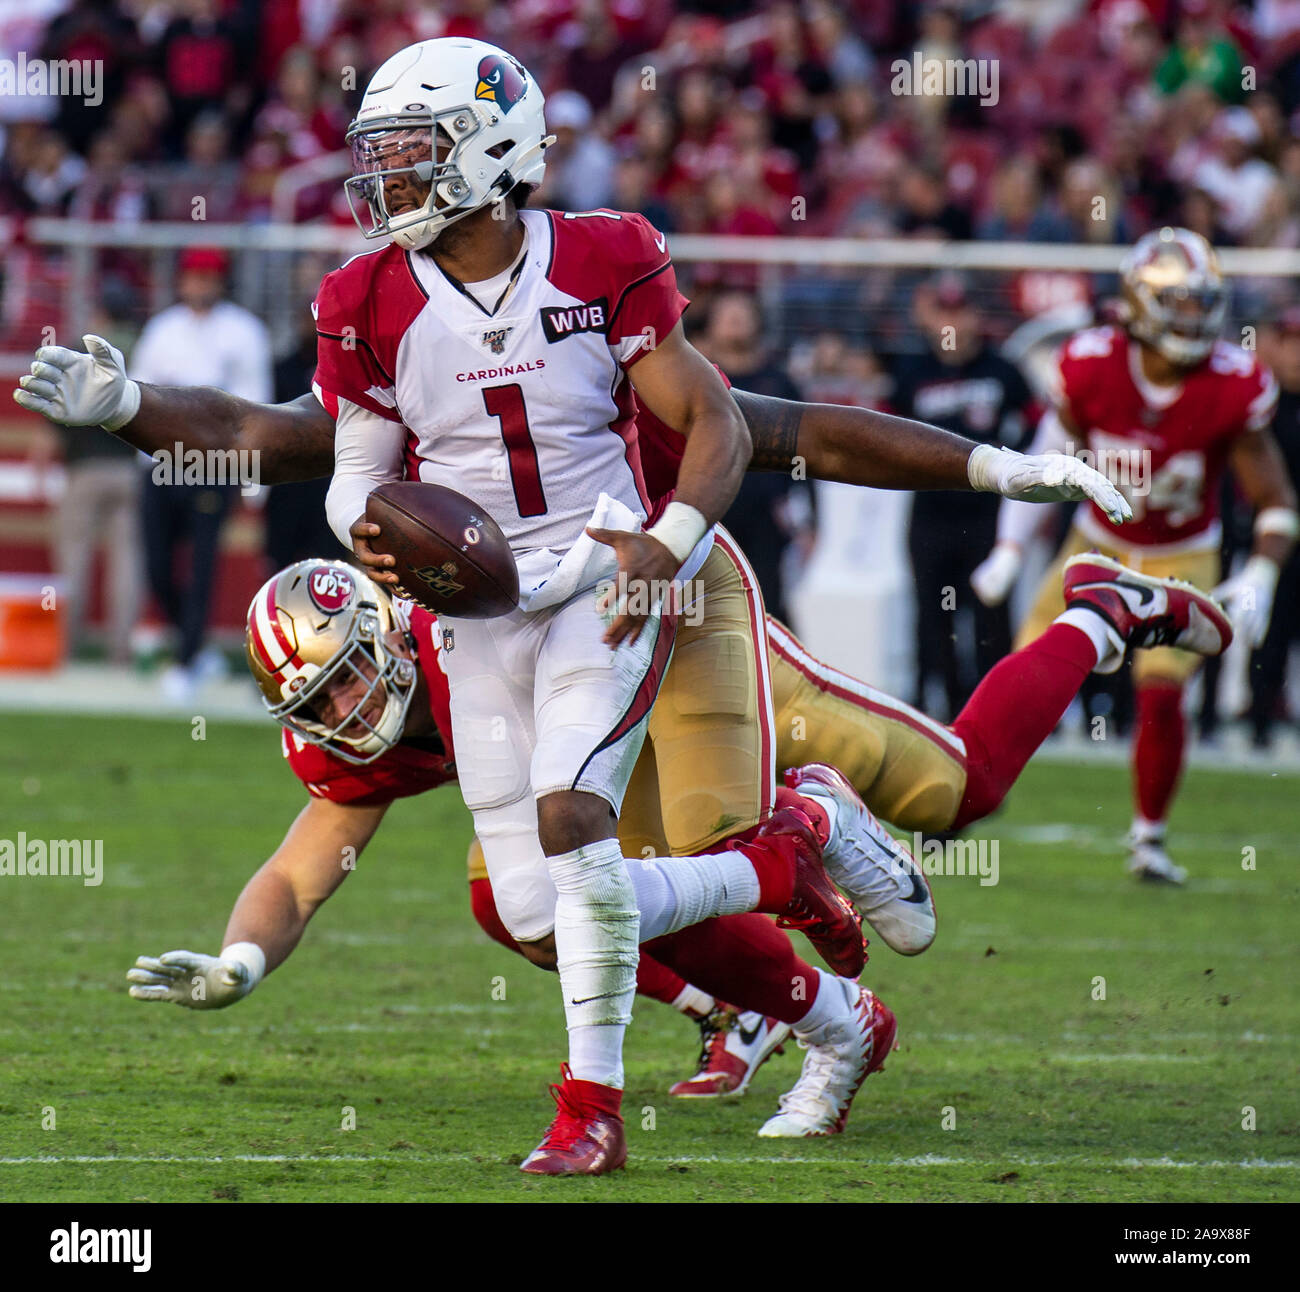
484;383;547;518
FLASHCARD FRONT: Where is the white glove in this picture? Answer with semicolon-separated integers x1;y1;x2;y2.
1213;555;1279;648
968;443;1133;525
12;334;141;430
970;541;1024;606
126;947;263;1010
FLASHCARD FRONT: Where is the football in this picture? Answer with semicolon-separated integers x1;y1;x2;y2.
365;481;519;618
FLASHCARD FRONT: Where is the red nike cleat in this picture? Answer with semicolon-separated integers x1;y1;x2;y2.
519;1064;627;1176
750;806;869;979
1063;553;1234;674
669;1004;791;1097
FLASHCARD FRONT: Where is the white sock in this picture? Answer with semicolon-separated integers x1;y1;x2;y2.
670;984;716;1018
798;785;842;851
623;851;759;941
791;969;854;1043
1057;606;1118;669
1131;816;1166;844
568;1023;626;1088
549;838;640;1088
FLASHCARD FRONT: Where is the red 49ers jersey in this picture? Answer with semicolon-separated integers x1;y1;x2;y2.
281;606;458;806
1053;325;1277;550
312;207;687;557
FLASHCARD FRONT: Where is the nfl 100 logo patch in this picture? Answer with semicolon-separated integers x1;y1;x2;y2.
482;326;513;355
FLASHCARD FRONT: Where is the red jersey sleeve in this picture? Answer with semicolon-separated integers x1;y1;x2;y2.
312;247;427;424
1052;324;1123;430
605;212;690;369
1235;354;1279;434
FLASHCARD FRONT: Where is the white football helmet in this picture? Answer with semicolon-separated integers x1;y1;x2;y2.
245;560;418;765
344;37;553;251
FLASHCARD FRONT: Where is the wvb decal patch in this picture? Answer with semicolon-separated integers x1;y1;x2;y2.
540;297;608;343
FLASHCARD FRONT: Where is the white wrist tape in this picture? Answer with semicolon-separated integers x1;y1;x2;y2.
220;941;266;990
966;442;1012;493
1242;553;1280;588
647;501;708;566
104;379;142;432
1255;507;1299;541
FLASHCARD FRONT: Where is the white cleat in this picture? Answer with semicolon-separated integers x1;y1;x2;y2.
758;979;897;1138
786;763;936;954
1128;840;1187;885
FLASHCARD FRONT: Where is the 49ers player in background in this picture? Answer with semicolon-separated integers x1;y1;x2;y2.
973;228;1297;883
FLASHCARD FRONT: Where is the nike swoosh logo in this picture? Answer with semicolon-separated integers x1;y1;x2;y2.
900;869;929;904
737;1018;763;1046
1077;578;1154;609
654;233;666;253
570;991;624;1006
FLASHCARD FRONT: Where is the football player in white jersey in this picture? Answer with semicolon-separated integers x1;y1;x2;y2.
314;37;821;1176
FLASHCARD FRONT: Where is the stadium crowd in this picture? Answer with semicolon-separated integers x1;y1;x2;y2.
1;0;1299;249
1;0;1297;741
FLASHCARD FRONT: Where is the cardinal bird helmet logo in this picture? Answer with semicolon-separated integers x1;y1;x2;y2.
475;54;527;113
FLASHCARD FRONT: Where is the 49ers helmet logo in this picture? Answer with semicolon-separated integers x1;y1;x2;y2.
307;566;355;613
475;55;526;113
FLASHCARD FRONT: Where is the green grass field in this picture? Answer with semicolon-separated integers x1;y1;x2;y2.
1;712;1296;1202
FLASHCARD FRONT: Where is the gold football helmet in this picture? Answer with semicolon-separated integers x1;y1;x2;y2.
245;559;417;765
1120;226;1227;368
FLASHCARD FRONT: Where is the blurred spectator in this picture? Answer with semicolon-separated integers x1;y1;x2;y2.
1154;0;1246;104
559;0;638;114
805;0;872;88
1248;307;1300;748
38;0;139;154
67;128;150;223
531;90;616;212
130;247;272;703
155;0;250;157
1192;107;1283;242
894;163;972;240
747;1;833;171
1056;156;1130;244
893;273;1035;719
701;290;811;621
610;152;676;232
12;127;86;214
790;331;891;408
978;155;1073;241
50;311;145;665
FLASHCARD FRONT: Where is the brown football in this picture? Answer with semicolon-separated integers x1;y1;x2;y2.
365;482;519;619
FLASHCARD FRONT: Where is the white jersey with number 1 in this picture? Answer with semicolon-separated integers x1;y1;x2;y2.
315;206;687;564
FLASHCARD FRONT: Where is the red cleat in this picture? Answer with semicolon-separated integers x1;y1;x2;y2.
669;1004;791;1097
752;806;869;979
1063;553;1234;674
519;1064;627;1176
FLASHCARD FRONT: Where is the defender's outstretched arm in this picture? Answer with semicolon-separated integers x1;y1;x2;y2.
126;797;388;1009
15;337;1127;517
732;387;1130;521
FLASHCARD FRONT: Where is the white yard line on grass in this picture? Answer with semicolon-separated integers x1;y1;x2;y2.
0;1153;1294;1170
